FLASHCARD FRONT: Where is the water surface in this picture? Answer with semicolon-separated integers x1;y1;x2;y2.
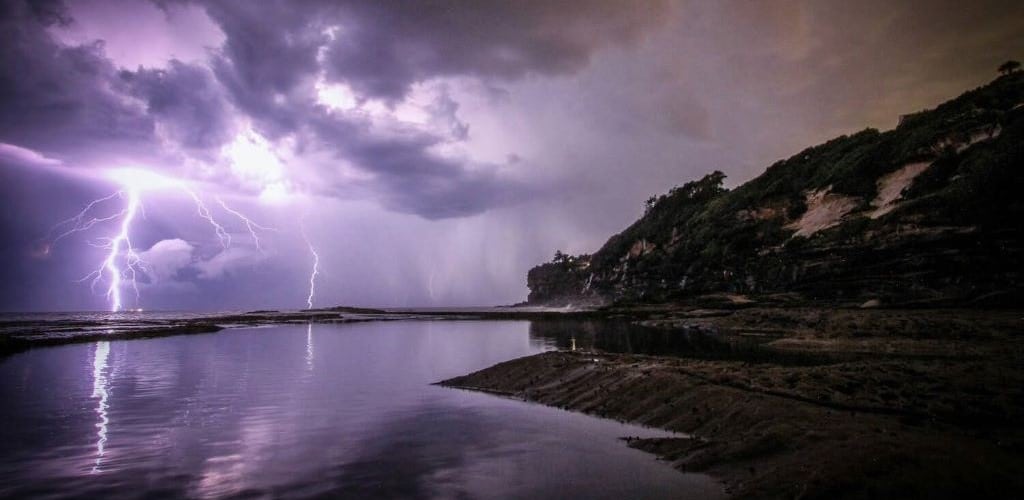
0;320;720;499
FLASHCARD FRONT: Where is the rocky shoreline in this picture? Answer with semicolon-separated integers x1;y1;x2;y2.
0;306;606;358
440;307;1024;499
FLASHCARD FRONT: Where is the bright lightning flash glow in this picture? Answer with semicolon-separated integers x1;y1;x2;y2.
48;168;273;312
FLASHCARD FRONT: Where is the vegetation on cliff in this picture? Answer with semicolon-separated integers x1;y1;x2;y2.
529;73;1024;306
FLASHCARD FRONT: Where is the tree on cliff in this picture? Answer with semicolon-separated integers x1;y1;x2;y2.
672;170;726;199
644;196;659;213
645;171;727;214
999;60;1021;75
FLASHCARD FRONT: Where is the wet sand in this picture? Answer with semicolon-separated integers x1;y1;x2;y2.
441;307;1024;499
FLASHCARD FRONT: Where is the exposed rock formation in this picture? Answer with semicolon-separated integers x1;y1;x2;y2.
869;162;931;219
785;187;860;237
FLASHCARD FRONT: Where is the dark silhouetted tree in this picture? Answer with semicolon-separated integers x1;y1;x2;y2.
552;250;569;264
644;196;658;212
998;60;1021;75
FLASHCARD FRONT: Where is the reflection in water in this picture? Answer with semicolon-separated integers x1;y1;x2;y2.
0;321;722;499
305;322;314;370
91;341;111;474
529;319;825;365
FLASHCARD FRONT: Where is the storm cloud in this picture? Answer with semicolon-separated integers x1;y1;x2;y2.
121;61;235;153
197;0;670;216
320;1;670;100
1;0;1022;310
0;1;155;164
1;0;669;217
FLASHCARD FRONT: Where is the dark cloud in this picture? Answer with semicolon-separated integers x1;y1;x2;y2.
2;0;1023;311
308;112;538;219
120;60;235;152
4;0;1020;224
189;0;639;217
1;0;592;219
427;87;470;141
378;159;537;220
0;0;155;163
203;0;329;137
0;0;672;219
22;0;72;26
322;0;671;100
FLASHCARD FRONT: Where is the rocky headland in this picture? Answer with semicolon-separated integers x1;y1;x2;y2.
452;74;1024;498
527;73;1024;308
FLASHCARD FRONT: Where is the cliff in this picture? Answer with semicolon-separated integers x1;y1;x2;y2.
527;73;1024;307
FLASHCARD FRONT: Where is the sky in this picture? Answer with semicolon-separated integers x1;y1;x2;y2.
1;0;1022;312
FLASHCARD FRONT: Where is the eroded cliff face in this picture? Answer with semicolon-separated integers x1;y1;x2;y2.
526;255;603;306
527;74;1024;307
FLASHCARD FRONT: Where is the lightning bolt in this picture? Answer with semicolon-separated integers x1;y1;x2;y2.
47;169;273;312
78;188;143;312
300;219;320;310
216;197;274;253
183;188;231;249
45;191;125;247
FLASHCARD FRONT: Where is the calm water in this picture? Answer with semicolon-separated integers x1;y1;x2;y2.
0;320;721;499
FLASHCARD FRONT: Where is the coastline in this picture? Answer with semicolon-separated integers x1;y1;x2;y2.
0;306;609;358
5;304;1024;498
439;307;1024;499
